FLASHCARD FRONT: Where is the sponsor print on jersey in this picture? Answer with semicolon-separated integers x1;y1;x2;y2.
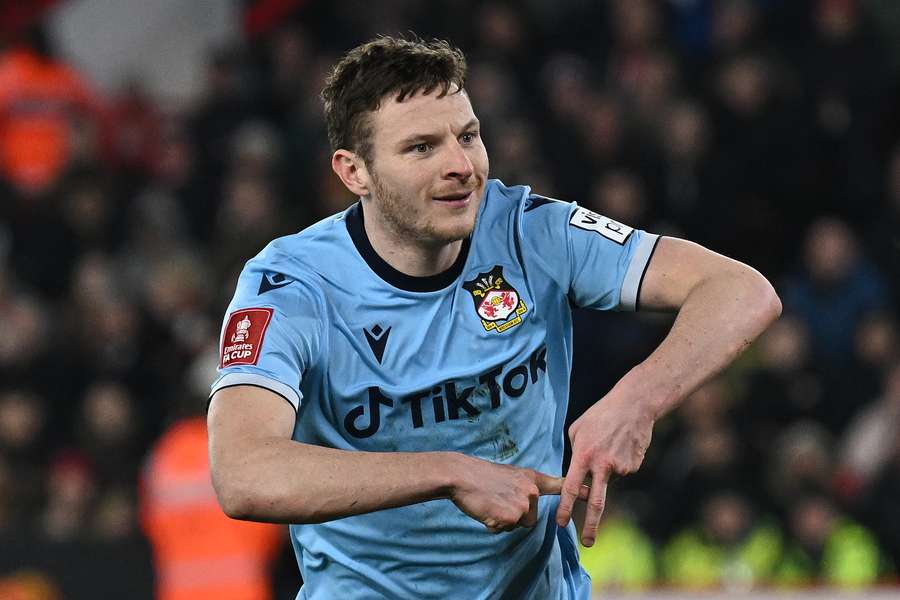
343;345;548;438
569;206;633;245
220;307;274;367
462;265;528;333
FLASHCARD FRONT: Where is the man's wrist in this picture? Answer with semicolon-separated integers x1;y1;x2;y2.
619;362;682;421
428;451;469;499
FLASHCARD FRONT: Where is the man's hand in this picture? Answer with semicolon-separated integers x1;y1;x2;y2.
556;389;654;546
449;455;564;533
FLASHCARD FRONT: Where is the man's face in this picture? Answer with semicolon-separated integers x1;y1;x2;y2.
363;88;489;245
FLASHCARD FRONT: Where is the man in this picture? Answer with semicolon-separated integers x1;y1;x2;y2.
142;408;282;600
208;37;781;599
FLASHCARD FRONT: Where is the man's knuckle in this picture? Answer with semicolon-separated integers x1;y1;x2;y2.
593;456;613;469
574;447;594;460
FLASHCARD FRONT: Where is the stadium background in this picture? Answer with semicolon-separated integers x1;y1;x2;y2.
1;0;899;598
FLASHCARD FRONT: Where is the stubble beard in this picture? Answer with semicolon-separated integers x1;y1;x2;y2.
370;170;477;246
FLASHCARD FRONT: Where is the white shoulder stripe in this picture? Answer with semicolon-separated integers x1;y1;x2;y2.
210;372;301;411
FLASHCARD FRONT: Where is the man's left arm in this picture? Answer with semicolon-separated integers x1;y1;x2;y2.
556;236;782;546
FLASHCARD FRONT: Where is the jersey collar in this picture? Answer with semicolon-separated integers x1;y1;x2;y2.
345;202;471;293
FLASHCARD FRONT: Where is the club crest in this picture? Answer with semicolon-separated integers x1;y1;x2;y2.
462;266;527;333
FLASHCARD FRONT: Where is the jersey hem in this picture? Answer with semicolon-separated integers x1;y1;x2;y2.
621;233;661;311
209;372;301;412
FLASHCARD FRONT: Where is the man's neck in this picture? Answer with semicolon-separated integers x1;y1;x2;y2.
361;204;462;277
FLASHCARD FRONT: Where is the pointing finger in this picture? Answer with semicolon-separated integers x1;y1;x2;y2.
556;457;589;528
534;472;564;496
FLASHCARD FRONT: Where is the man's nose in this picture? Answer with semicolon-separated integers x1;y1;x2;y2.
443;141;474;180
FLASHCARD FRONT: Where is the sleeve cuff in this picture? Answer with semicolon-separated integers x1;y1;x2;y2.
209;372;301;412
620;233;661;311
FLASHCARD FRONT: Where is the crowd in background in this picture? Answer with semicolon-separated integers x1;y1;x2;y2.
1;0;900;595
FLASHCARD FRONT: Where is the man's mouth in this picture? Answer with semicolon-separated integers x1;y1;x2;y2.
433;190;474;203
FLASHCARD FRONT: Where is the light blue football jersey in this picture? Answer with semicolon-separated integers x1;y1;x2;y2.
211;179;660;599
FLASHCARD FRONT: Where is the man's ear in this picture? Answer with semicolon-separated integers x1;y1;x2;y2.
331;149;370;197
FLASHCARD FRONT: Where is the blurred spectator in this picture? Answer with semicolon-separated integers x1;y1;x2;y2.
140;413;283;600
579;93;637;174
0;570;61;600
255;25;313;127
107;80;162;176
798;0;888;219
149;119;212;243
710;0;764;57
767;421;835;513
536;53;595;199
855;311;899;373
59;173;119;254
92;485;138;541
661;489;783;590
473;1;536;81
835;361;900;503
579;500;657;592
615;48;681;144
466;60;518;128
783;217;890;429
228;120;282;181
211;172;291;279
648;379;758;539
489;118;553;192
860;444;900;577
847;310;900;402
587;168;651;230
0;291;51;387
0;25;108;196
75;381;143;489
738;317;825;472
190;46;254;187
654;98;719;239
0;390;48;530
775;492;887;587
39;450;95;541
706;50;801;274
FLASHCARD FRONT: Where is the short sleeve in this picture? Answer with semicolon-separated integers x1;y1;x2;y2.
209;254;324;412
520;195;660;311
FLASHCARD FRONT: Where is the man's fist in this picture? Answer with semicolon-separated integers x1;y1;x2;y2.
448;455;563;533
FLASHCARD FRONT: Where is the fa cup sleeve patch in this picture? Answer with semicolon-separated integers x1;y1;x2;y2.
220;308;274;368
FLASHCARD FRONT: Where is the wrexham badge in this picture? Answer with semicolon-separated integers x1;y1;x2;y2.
463;266;528;333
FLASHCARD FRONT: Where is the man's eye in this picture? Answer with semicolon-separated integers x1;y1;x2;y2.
412;143;430;153
461;131;478;144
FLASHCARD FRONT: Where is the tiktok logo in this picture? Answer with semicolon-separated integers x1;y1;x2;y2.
343;346;547;438
343;387;394;438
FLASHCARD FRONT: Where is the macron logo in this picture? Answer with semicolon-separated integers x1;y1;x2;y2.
258;272;292;295
363;325;391;364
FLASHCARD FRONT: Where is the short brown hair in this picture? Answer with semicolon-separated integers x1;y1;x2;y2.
322;36;467;164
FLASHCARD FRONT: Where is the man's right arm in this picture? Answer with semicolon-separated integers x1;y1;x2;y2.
208;385;563;529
